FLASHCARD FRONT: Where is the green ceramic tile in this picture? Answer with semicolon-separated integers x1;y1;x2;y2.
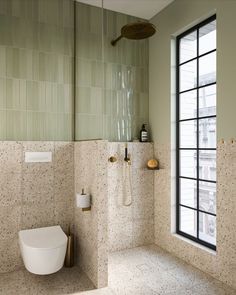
0;78;6;109
6;47;19;78
76;58;92;87
19;49;33;80
0;110;6;139
90;5;102;35
56;113;73;140
90;87;103;115
76;113;103;140
6;79;26;110
76;87;91;114
0;46;6;78
91;60;103;88
44;113;58;140
0;16;13;46
6;110;27;140
26;111;46;141
45;82;57;112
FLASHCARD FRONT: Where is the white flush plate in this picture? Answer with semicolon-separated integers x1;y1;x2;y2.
25;152;52;163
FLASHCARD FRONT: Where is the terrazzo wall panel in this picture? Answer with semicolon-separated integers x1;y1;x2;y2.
75;2;149;141
0;0;74;140
154;141;236;289
0;141;74;273
108;142;154;252
74;140;108;288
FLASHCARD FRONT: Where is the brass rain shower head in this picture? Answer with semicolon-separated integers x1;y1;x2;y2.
111;21;156;46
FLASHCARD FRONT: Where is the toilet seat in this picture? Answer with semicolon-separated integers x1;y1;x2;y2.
19;226;67;249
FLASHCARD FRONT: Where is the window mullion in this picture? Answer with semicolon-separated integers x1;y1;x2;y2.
196;28;200;239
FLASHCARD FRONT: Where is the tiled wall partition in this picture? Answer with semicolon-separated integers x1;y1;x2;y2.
74;140;108;288
0;141;74;273
154;141;236;289
0;0;74;140
108;142;154;252
75;2;149;141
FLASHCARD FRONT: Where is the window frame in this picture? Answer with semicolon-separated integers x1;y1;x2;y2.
176;15;217;251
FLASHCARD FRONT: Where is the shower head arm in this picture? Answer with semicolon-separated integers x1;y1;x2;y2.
111;35;123;46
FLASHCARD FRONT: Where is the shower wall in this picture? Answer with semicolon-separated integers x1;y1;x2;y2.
108;142;154;251
75;2;149;141
74;140;108;288
0;0;74;140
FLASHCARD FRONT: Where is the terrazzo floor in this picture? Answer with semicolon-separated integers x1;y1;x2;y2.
0;245;235;295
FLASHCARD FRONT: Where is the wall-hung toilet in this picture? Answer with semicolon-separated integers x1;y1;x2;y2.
19;225;68;275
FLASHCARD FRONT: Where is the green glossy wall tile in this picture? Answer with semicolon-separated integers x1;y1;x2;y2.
75;2;149;141
0;0;74;141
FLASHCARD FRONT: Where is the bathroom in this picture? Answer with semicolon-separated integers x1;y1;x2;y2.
0;0;235;294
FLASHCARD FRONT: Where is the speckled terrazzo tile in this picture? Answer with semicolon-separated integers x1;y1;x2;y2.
132;193;154;220
54;142;74;173
109;221;133;252
132;218;154;247
0;172;21;206
132;142;154;169
54;201;74;232
0;269;29;295
0;205;21;239
24;266;94;295
0;141;22;173
77;287;115;295
189;283;236;295
21;201;55;229
54;169;74;203
74;140;108;288
22;169;54;204
0;237;22;273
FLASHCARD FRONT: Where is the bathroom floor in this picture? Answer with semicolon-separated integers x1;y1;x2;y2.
0;245;235;295
0;266;94;295
81;245;235;295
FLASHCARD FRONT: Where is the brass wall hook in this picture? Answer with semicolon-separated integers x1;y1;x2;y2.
108;156;117;163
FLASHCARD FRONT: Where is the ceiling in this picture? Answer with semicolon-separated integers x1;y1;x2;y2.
76;0;175;20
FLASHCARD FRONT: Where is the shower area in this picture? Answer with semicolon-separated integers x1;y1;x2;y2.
74;0;155;288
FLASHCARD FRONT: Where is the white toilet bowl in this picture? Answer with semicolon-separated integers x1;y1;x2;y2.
19;225;68;275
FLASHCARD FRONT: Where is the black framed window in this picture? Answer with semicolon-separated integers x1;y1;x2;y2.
176;15;216;250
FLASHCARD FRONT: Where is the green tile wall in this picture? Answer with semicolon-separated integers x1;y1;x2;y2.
75;3;149;141
0;0;74;140
0;0;149;141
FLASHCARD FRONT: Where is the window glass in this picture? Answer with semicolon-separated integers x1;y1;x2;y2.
177;16;216;250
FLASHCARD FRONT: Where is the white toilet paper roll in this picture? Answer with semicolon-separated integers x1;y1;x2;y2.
76;193;91;209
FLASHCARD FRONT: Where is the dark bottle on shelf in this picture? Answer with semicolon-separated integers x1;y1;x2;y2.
140;124;148;142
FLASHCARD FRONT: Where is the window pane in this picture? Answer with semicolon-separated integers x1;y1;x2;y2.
180;178;197;208
199;181;216;214
180;30;197;63
180;206;197;237
199;150;216;181
199;20;216;55
199;85;216;117
180;150;197;178
199;52;216;87
180;60;197;92
180;120;197;148
199;117;216;148
199;212;216;245
180;90;197;120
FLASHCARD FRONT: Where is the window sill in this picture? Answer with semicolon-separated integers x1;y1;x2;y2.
172;233;217;255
